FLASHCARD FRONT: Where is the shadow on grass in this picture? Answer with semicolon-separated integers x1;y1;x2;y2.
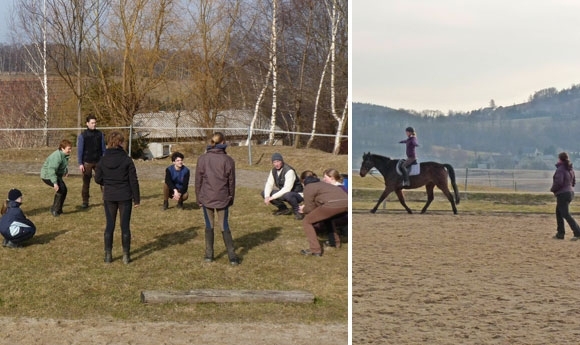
28;229;68;245
131;226;199;262
221;227;282;261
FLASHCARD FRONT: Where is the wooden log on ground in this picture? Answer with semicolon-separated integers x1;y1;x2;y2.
141;289;315;304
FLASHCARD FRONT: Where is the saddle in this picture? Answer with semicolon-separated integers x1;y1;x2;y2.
396;159;420;176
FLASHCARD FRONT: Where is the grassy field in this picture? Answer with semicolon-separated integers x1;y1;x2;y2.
0;145;348;324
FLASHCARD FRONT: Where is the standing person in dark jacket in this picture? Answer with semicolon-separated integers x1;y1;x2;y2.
261;153;304;220
1;189;36;248
163;151;190;210
550;151;580;240
399;126;419;187
95;131;140;264
77;114;106;209
41;139;72;217
195;132;239;265
298;170;348;256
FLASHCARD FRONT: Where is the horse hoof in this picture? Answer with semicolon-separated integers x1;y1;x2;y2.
370;209;377;214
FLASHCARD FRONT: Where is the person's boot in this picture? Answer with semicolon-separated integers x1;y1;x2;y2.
177;200;184;209
57;190;67;214
222;231;239;265
122;234;131;264
51;193;62;217
204;228;214;262
104;251;112;263
162;200;169;210
401;168;410;187
104;233;113;262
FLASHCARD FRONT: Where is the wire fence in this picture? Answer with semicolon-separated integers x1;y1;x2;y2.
0;126;348;164
354;167;555;194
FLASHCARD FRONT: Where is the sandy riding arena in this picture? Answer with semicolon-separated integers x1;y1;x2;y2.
352;211;580;345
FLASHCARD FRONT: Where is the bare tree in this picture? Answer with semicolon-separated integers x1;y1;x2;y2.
180;0;241;134
90;0;176;126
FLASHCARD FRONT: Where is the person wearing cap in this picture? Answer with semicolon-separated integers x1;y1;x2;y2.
41;139;72;217
0;189;37;248
261;152;304;220
399;126;419;187
163;151;190;210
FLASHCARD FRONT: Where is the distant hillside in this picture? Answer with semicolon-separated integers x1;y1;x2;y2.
353;84;580;169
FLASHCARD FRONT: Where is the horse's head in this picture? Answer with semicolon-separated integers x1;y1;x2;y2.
359;152;375;177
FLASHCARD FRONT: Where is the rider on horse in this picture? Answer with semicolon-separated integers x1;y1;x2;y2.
399;126;419;187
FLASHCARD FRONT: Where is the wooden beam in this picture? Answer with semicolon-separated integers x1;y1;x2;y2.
140;289;315;304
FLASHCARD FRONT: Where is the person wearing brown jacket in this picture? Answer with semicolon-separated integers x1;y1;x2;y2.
195;132;239;265
298;170;349;256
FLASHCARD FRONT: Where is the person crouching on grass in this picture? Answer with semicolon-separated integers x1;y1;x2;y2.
1;189;37;248
298;170;348;257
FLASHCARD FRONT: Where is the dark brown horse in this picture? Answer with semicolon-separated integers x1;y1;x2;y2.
359;152;460;214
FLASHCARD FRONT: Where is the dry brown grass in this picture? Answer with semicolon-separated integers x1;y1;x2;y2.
0;145;347;324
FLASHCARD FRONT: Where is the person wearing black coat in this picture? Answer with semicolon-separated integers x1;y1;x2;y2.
95;131;140;264
0;189;36;248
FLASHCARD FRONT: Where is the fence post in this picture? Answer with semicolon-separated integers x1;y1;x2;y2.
464;168;469;200
248;126;252;166
129;124;133;156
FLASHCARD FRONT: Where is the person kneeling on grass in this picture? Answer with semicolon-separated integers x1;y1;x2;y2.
0;189;36;248
298;171;348;257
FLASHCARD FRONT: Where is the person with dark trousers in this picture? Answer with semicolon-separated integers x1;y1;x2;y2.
163;151;190;210
298;170;348;257
95;131;140;264
399;126;419;187
41;139;72;217
550;151;580;240
195;132;239;265
261;153;304;220
1;189;36;248
77;114;106;208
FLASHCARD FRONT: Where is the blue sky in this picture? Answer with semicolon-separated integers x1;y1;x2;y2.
353;0;580;112
0;0;14;43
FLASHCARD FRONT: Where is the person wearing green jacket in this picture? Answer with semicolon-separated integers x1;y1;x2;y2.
41;139;72;217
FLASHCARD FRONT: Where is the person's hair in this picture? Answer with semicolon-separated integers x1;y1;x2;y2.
1;200;6;215
210;132;225;146
106;131;125;148
300;170;317;183
323;168;343;183
86;114;97;123
59;139;72;150
171;151;184;162
559;152;572;167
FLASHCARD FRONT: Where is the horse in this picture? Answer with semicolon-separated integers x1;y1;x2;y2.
359;152;460;214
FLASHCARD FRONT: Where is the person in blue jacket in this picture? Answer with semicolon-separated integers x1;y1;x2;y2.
163;151;190;210
0;189;36;248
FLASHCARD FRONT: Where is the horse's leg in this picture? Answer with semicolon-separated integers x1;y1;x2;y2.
436;182;458;214
371;187;394;214
394;189;413;214
420;183;435;214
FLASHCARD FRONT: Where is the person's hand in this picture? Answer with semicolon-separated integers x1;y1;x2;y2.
264;197;271;205
79;165;85;173
134;203;140;208
298;205;304;214
172;191;181;201
53;184;59;192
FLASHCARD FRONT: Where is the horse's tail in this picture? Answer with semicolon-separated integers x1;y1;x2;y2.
444;164;460;205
